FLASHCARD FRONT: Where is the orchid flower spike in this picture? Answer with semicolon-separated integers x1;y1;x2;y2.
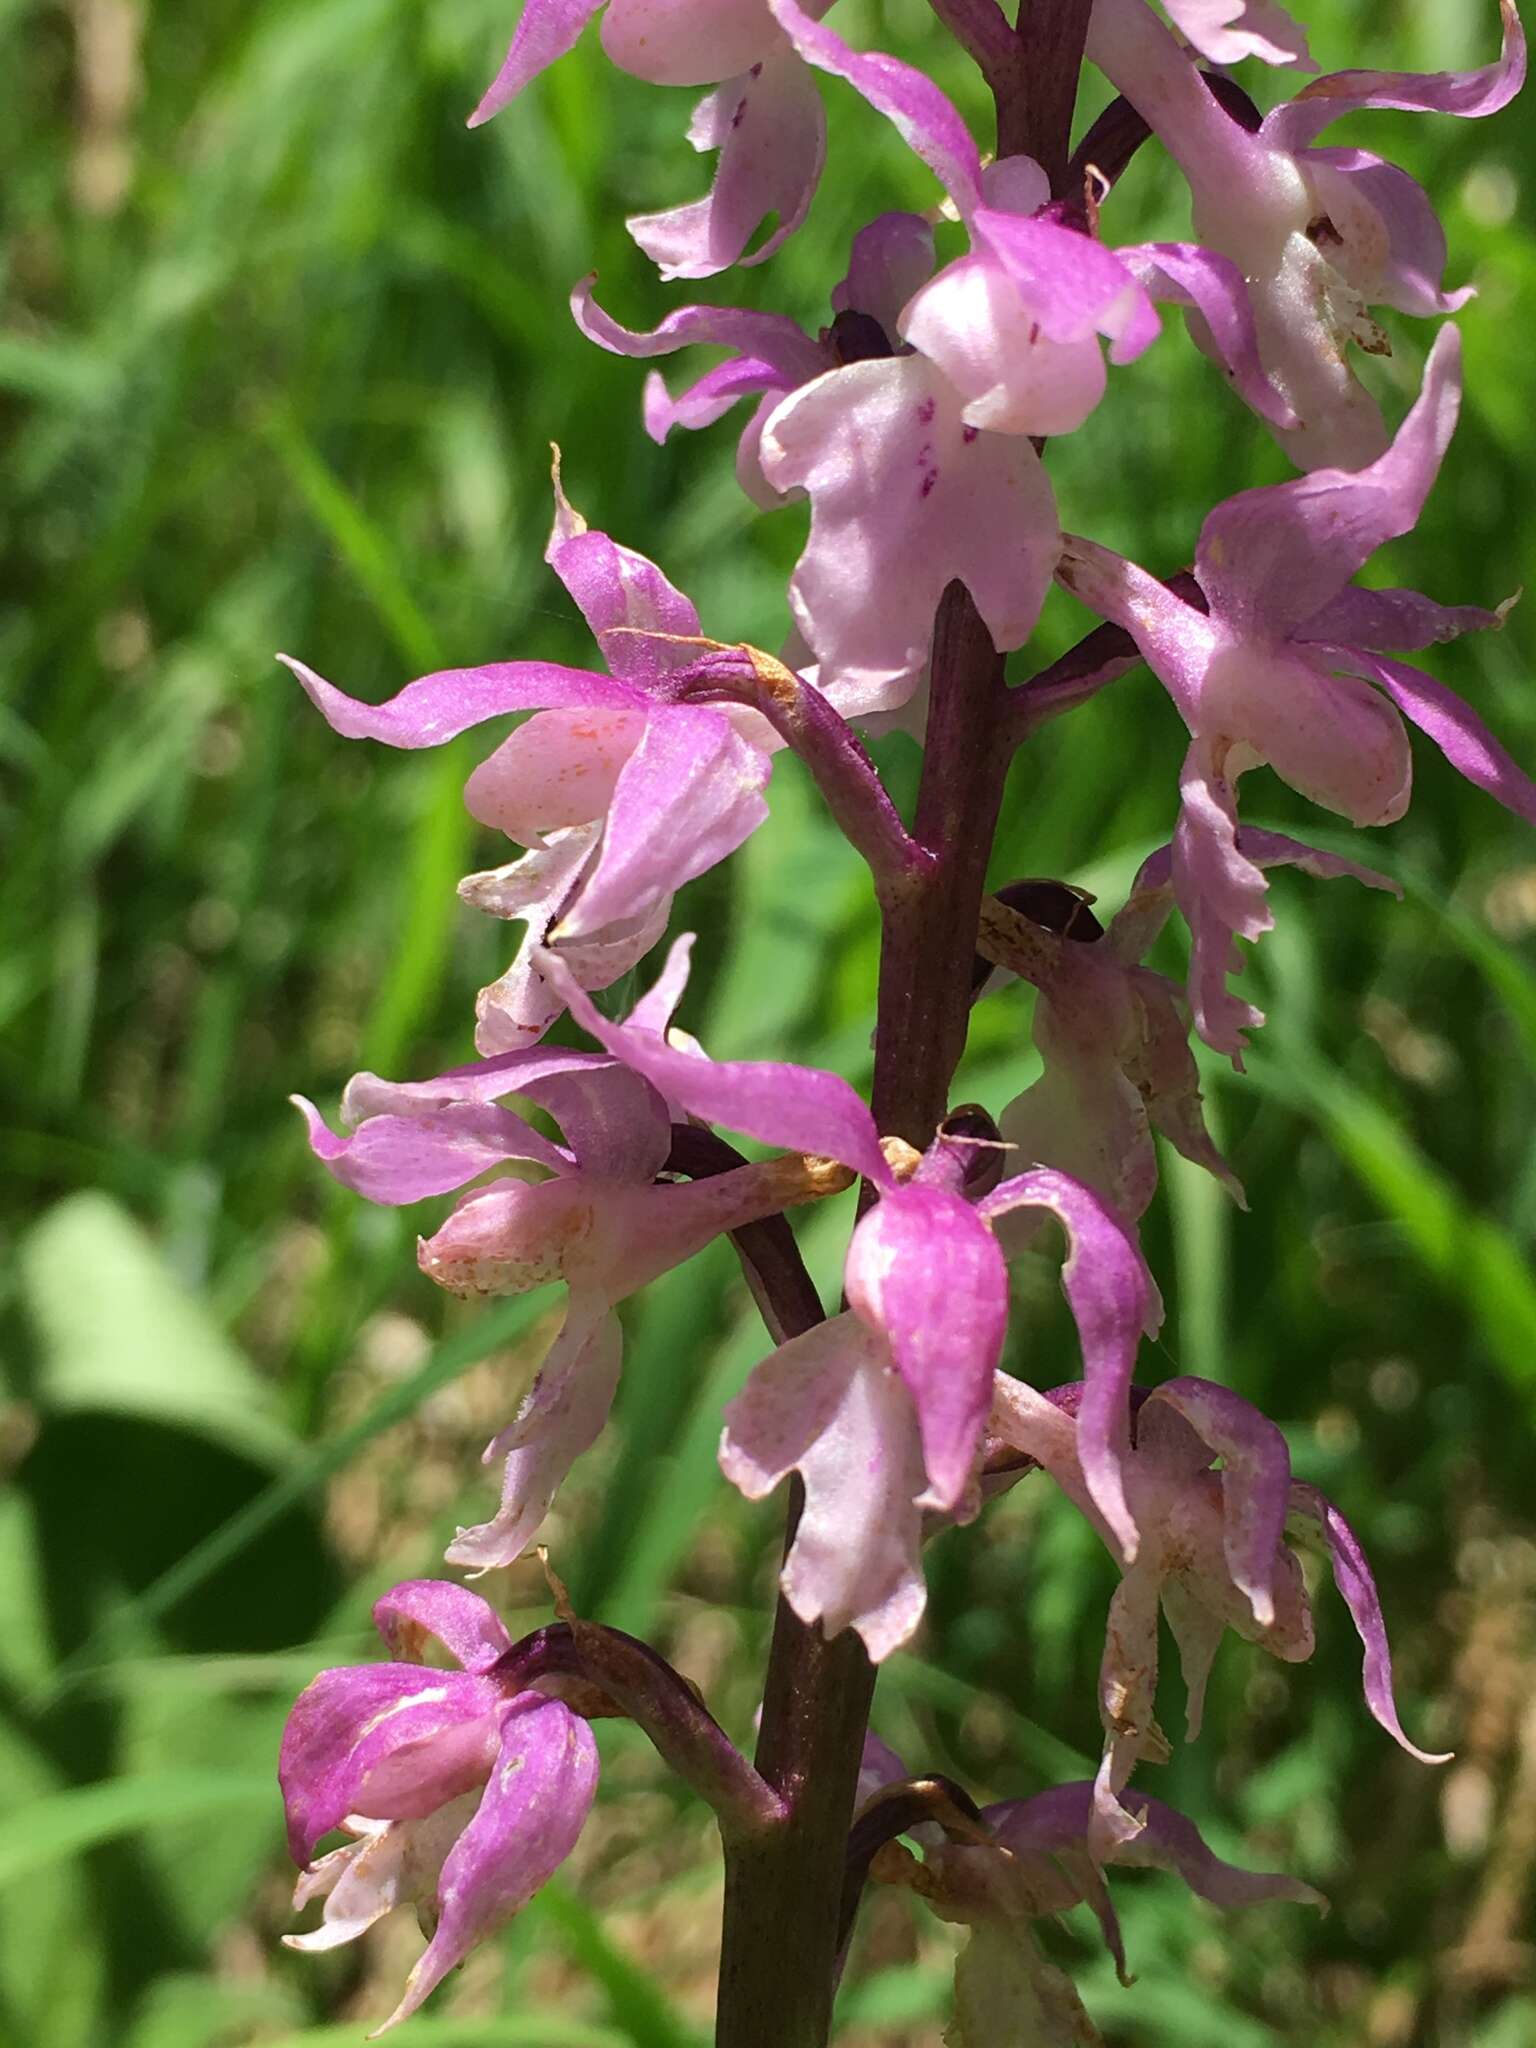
470;0;833;278
294;939;852;1570
282;466;778;1052
1059;327;1531;1057
991;1373;1452;1859
280;1581;598;2034
1087;0;1525;467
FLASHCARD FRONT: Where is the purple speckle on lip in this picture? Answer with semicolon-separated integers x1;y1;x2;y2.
916;396;936;426
920;467;939;498
961;425;978;444
1028;321;1041;346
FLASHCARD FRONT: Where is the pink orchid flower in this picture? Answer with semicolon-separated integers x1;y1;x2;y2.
296;940;851;1570
1057;327;1531;1058
280;1580;598;2033
991;1373;1451;1860
1087;0;1525;468
282;476;776;1052
470;0;834;279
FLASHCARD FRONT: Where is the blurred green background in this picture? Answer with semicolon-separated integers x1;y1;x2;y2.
3;0;1535;2041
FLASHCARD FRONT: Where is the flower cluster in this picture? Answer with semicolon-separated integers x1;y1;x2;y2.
274;0;1530;2036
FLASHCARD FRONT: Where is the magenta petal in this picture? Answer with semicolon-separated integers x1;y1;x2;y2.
1174;741;1271;1059
971;212;1159;360
1141;1377;1292;1627
845;1187;1007;1512
544;539;702;691
722;1316;928;1660
542;954;890;1183
832;211;937;333
1302;148;1474;318
381;1697;599;2031
1161;0;1313;66
447;1309;623;1571
468;0;605;125
1298;585;1504;652
623;932;695;1036
279;653;639;747
571;274;824;386
557;704;771;938
766;0;983;212
1118;242;1297;426
644;356;792;444
373;1582;513;1674
1336;648;1536;827
1262;0;1525;150
293;1096;569;1203
1195;326;1463;643
627;48;826;280
1289;1482;1452;1765
978;1169;1159;1562
279;1666;502;1865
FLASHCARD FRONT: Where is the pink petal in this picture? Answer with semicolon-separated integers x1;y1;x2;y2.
766;0;983;213
279;1665;503;1864
978;1169;1159;1563
286;1803;473;1955
468;0;605;125
279;653;638;747
1140;1377;1292;1627
417;1177;606;1300
622;930;695;1035
379;1698;599;2031
542;952;890;1183
571;273;825;386
1298;584;1504;652
1173;740;1273;1059
760;353;1058;711
1055;534;1218;730
373;1582;514;1674
845;1186;1008;1512
831;210;936;334
293;1097;569;1204
627;46;826;280
556;703;771;937
900;255;1109;438
543;533;702;690
1262;0;1525;150
447;1309;624;1571
1161;0;1313;66
1118;241;1297;426
970;212;1159;361
464;707;646;843
1195;325;1464;643
600;0;777;85
721;1315;928;1660
1301;147;1475;318
1289;1482;1453;1765
1090;1566;1164;1859
643;356;795;446
1122;967;1246;1205
1334;648;1536;828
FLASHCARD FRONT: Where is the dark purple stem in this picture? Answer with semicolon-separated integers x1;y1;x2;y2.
928;0;1023;97
1003;0;1095;183
665;1123;827;1342
838;1776;992;1953
501;1622;786;1840
685;658;929;896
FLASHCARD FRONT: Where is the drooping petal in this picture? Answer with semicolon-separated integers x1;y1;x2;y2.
948;1920;1100;2048
556;704;771;938
623;930;695;1035
1117;242;1298;426
293;1096;569;1203
832;210;936;333
447;1309;624;1572
379;1697;599;2031
1173;739;1273;1059
600;0;777;86
1261;0;1524;150
1121;967;1246;1206
722;1315;928;1660
1288;1482;1452;1765
279;653;638;747
1091;1565;1165;1859
627;47;826;280
978;1169;1159;1563
1194;326;1463;643
1298;583;1505;652
1332;648;1536;827
543;952;890;1183
1161;0;1313;66
766;0;984;212
571;274;826;387
760;353;1059;712
644;355;789;444
279;1665;503;1865
373;1582;514;1674
464;707;647;842
1300;148;1475;318
845;1185;1008;1512
1139;1377;1292;1628
286;1802;475;1955
468;0;605;126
